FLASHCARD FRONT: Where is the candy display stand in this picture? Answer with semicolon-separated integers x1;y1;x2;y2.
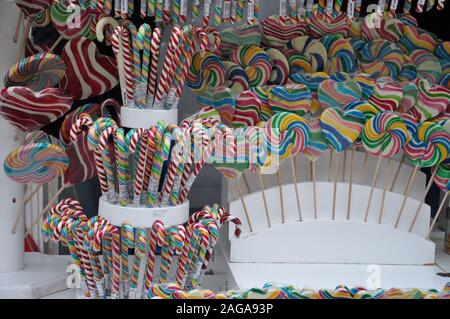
222;150;439;289
98;197;190;228
120;106;178;129
0;1;70;298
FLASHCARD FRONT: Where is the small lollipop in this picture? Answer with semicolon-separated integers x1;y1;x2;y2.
230;45;272;87
269;84;311;116
410;79;450;122
318;79;362;109
232;90;261;128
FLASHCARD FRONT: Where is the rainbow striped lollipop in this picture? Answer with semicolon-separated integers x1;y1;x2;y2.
304;118;328;162
230;45;272;87
4;143;68;184
434;160;450;192
320;108;365;153
362;112;409;159
404;122;450;168
4;53;66;91
269;84;311;116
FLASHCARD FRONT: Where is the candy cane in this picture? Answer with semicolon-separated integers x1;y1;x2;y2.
114;0;121;17
95;16;119;45
155;25;181;106
180;0;188;24
223;0;232;23
203;0;212;25
192;0;201;20
155;0;163;23
132;129;148;206
142;127;157;196
99;126;118;203
190;222;213;289
129;228;147;299
148;27;162;105
214;0;223;26
115;128;129;205
112;26;134;106
105;0;112;14
159;225;186;283
137;24;152;107
147;122;170;207
144;220;165;294
140;0;147;17
127;0;134;16
69;113;94;142
121;20;141;83
163;0;171;24
120;221;134;297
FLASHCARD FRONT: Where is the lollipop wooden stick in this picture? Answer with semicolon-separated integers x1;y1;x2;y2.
277;169;285;224
13;12;23;43
394;165;419;228
242;173;251;193
364;154;383;222
332;152;339;220
341;149;347;182
390;155;405;191
257;170;271;228
312;161;318;219
378;158;392;224
346;147;355;220
409;168;438;232
327;150;333;181
235;178;253;232
358;152;369;184
426;192;449;239
290;157;302;221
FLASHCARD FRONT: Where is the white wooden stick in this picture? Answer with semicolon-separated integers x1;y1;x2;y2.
364;155;383;222
257;170;271;228
409;168;438;232
394;165;419;228
290;157;302;221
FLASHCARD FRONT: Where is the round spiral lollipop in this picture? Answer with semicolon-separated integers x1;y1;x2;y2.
404;122;450;168
224;61;250;96
51;2;95;40
288;36;328;73
362;112;409;159
358;40;405;80
4;53;66;91
230;45;272;87
265;48;289;86
321;34;356;74
4;143;68;184
14;0;52;17
265;112;310;160
186;52;226;92
434;160;450;192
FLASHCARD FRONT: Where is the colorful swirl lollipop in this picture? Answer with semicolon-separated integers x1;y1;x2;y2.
408;49;442;85
51;2;95;40
224;61;250;96
265;48;289;86
358;40;405;80
353;74;375;100
361;14;404;43
410;79;450;122
399;25;438;53
404;122;450;168
197;86;236;126
434;161;450;192
261;15;306;49
320;108;365;153
342;101;380;121
268;84;311;116
4;143;68;184
220;23;262;53
230;45;272;87
304;118;328;162
318;79;362;109
309;12;350;38
251;86;274;121
4;53;66;91
186;52;226;93
362;112;409;158
232;91;262;128
321;34;356;74
265;112;310;160
368;81;403;112
288;36;328;73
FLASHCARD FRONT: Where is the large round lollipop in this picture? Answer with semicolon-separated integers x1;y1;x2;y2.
230;45;272;87
4;143;68;184
4;53;66;91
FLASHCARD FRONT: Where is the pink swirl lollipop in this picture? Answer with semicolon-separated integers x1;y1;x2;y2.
4;143;68;184
261;15;307;49
232;91;262;128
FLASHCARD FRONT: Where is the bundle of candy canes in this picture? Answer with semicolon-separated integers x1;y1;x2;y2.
148;282;450;299
97;17;221;109
76;112;236;207
41;197;241;299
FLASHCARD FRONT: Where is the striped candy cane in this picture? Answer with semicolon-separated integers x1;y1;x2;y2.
289;0;297;23
155;0;163;23
203;0;212;25
129;228;147;298
144;220;165;294
112;26;134;106
99;126;118;203
354;0;362;17
163;0;171;25
137;24;152;107
120;221;134;296
214;0;223;26
115;128;129;205
148;0;156;16
141;127;157;197
148;28;162;105
192;0;201;20
140;0;147;17
121;20;141;84
155;26;181;106
69;113;94;142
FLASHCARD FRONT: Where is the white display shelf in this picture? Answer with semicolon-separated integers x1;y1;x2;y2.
120;106;178;128
98;197;189;228
228;182;434;265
